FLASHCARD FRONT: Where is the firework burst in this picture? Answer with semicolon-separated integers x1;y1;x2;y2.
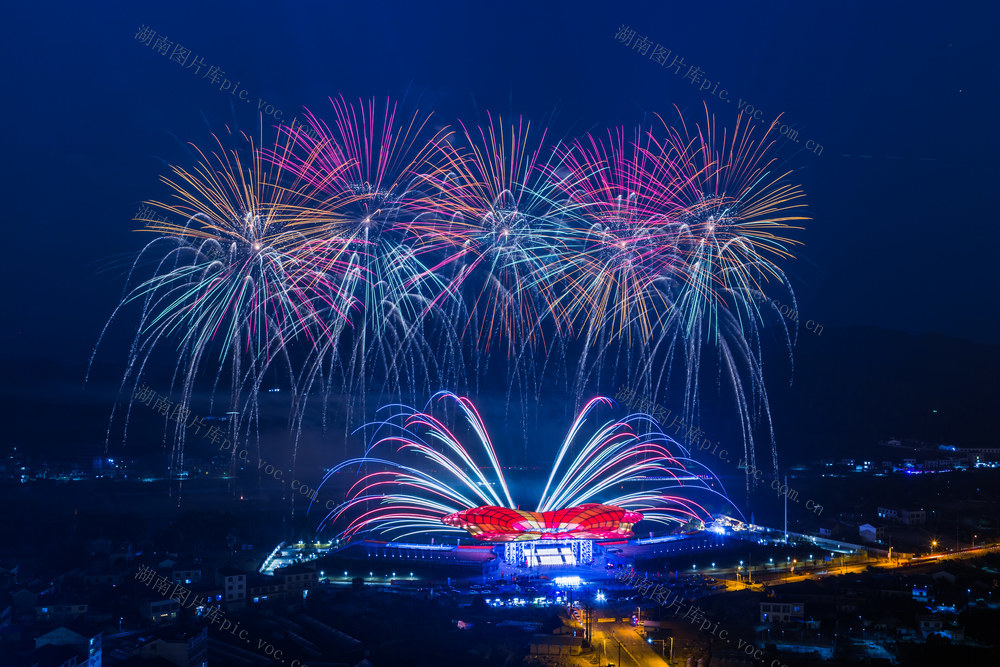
96;99;810;500
413;114;582;355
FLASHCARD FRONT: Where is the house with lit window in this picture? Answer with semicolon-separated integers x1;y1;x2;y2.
35;598;89;621
215;566;246;611
876;507;898;521
171;564;203;585
143;597;180;623
275;563;318;610
858;523;886;544
33;623;102;667
760;601;804;624
247;572;286;607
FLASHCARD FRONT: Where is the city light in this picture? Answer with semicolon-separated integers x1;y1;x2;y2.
553;576;583;587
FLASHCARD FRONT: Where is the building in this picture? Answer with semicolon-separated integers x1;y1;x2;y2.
876;507;898;521
136;627;208;667
247;572;285;607
817;520;842;539
35;599;89;621
34;624;102;667
876;506;926;525
83;562;127;587
529;634;584;656
12;582;55;613
109;541;135;567
187;581;224;609
858;523;885;544
25;643;81;666
216;566;246;609
915;613;964;640
275;563;318;608
171;565;202;585
760;601;804;624
144;597;180;623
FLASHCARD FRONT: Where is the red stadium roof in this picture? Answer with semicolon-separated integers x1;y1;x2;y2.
442;503;643;542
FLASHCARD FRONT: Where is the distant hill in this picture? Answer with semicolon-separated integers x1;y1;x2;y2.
2;326;996;466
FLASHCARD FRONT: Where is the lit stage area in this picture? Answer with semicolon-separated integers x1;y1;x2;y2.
504;539;593;567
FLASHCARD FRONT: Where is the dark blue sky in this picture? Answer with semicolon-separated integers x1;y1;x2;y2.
1;0;997;367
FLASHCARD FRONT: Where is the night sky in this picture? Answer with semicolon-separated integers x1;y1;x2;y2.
1;1;997;458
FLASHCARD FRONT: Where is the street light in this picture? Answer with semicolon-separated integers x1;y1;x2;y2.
645;637;672;660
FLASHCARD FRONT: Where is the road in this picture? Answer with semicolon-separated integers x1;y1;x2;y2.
713;542;1000;590
590;621;671;667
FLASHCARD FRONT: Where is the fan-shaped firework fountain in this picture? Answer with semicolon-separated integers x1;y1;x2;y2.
314;392;739;541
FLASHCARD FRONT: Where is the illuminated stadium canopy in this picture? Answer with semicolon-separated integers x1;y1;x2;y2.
442;503;644;542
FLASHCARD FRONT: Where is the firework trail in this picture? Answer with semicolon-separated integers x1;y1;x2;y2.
313;392;738;541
